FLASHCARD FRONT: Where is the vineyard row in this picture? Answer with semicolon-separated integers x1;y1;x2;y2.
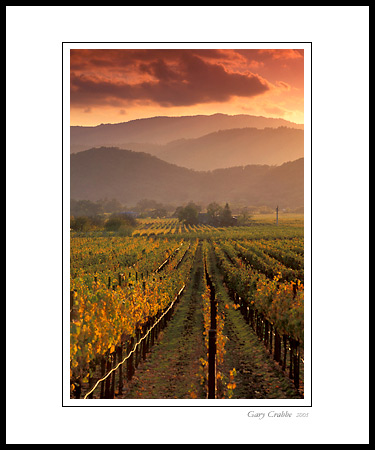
70;234;304;398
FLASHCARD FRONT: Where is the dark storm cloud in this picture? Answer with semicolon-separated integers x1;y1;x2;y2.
70;49;270;108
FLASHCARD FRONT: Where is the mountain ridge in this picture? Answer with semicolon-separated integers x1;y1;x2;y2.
70;147;304;208
70;113;304;152
156;126;303;170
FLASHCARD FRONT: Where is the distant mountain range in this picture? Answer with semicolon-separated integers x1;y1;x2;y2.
71;113;304;170
70;147;304;209
154;126;303;170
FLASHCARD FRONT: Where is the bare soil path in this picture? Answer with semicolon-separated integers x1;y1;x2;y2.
120;243;206;399
221;304;301;399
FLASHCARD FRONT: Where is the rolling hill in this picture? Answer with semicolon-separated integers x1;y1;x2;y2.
70;147;304;208
70;113;304;158
156;126;304;170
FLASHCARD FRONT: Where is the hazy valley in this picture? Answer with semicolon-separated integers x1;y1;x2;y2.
70;113;304;210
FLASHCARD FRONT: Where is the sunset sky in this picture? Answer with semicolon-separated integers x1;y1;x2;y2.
70;48;304;127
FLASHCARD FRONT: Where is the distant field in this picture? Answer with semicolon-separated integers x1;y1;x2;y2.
130;214;304;237
249;213;304;226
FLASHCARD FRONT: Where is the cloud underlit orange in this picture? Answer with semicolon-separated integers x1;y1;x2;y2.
70;48;304;126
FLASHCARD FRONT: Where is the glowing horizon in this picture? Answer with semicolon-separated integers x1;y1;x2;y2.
70;48;304;127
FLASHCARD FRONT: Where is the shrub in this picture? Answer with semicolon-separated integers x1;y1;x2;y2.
70;216;92;232
104;213;137;232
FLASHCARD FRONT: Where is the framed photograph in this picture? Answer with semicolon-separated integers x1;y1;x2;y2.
63;43;312;408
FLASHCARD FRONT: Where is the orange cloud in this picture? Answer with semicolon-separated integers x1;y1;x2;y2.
70;48;304;126
258;49;303;60
276;80;292;90
71;49;271;109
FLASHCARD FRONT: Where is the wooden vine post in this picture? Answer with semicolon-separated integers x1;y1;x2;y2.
205;266;217;399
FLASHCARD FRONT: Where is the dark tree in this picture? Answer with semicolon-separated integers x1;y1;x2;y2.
219;203;233;226
206;202;223;226
176;202;200;225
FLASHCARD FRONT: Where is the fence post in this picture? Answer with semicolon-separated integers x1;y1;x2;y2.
282;336;287;371
208;329;216;399
127;339;134;381
150;317;155;347
104;353;112;398
274;331;280;363
249;307;254;330
110;350;116;398
294;341;300;390
264;320;269;349
118;345;123;395
289;340;294;379
142;323;147;360
100;357;106;398
269;324;273;355
135;328;140;368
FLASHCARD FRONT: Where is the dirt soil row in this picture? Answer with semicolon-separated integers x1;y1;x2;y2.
119;242;301;400
119;243;206;399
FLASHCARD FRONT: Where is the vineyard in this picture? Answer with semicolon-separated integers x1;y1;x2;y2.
70;215;305;400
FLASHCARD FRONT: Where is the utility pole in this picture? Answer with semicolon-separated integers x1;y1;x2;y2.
276;205;279;226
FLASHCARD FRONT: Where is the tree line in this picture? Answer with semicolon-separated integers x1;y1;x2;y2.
174;201;236;227
71;198;171;219
70;199;238;232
